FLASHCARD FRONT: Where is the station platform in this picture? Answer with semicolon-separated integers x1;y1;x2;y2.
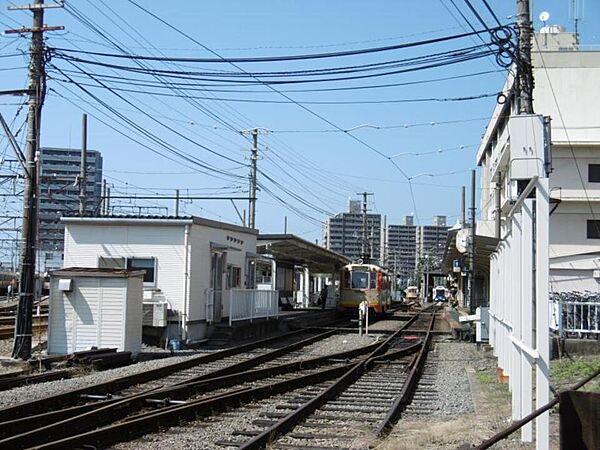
207;308;337;343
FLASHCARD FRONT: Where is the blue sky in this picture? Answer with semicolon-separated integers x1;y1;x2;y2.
1;0;599;244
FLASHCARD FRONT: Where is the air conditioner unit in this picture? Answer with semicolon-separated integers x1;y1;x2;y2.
143;302;168;327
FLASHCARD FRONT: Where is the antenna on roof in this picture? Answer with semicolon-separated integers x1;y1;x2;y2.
569;0;585;43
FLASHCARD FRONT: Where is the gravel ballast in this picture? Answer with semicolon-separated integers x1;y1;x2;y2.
0;353;200;408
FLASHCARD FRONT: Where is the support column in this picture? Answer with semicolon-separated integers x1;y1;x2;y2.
521;199;534;441
303;267;310;308
511;210;523;421
535;179;550;450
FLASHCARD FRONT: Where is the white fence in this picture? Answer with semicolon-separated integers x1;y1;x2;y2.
229;289;279;325
550;297;600;336
488;178;550;449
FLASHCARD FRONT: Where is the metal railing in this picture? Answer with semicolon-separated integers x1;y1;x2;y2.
229;289;279;326
550;292;600;337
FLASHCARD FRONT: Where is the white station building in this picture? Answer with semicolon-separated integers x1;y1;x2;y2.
62;216;261;343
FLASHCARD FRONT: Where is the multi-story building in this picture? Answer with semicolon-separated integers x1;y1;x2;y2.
386;215;416;284
322;200;381;262
39;147;103;271
477;28;600;293
415;215;448;272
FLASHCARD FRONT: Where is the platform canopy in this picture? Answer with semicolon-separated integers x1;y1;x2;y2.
257;234;351;273
441;228;499;278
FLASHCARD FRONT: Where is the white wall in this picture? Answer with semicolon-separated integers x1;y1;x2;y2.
550;269;600;293
48;275;142;355
64;223;186;312
551;147;600;198
188;223;257;321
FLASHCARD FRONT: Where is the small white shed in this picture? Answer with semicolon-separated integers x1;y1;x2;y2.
48;267;145;355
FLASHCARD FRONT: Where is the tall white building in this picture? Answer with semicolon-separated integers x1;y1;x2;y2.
322;199;381;262
477;29;600;293
386;215;416;283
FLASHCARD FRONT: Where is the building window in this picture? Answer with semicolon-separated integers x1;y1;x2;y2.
587;220;600;239
127;257;156;285
98;256;157;285
589;165;600;182
226;264;241;289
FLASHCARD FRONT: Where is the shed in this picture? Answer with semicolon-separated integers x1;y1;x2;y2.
48;267;145;355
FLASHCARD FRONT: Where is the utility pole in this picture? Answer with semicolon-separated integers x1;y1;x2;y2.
174;189;180;216
461;186;466;228
240;128;268;230
6;0;63;360
78;114;87;216
249;129;258;229
516;0;534;114
468;169;477;313
101;179;107;215
495;172;502;239
357;192;373;262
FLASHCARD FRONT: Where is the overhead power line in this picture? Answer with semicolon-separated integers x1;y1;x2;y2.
48;24;510;63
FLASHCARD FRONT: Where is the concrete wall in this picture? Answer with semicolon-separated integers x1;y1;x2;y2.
550;268;600;293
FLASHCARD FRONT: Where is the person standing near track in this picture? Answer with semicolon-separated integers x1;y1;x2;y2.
318;283;328;310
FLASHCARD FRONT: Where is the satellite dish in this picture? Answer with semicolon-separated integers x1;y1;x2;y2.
539;11;550;22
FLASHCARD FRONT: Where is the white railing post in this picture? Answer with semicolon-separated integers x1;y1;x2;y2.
229;290;233;326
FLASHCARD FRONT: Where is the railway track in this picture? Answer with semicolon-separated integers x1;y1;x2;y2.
0;327;383;449
0;308;438;450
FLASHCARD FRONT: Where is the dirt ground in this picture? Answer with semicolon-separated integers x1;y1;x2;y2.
377;345;600;450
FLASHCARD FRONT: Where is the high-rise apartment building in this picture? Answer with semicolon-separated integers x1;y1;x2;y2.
39;147;103;270
386;215;416;283
323;200;381;262
415;215;448;272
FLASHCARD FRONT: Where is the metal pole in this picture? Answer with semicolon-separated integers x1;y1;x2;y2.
461;186;466;227
102;179;107;215
495;171;502;239
469;169;477;313
78;113;87;216
362;192;368;260
248;128;258;229
174;189;179;216
106;186;111;215
284;215;287;234
516;0;534;114
12;0;44;360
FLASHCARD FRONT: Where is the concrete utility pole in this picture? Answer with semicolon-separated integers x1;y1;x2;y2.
6;0;63;360
174;189;180;216
516;0;534;114
249;129;258;229
78;114;87;216
357;192;373;261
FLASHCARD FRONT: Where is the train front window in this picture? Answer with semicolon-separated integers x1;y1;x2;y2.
370;271;377;289
350;271;369;289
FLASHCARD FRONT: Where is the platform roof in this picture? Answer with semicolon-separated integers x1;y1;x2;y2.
257;234;351;273
441;229;499;278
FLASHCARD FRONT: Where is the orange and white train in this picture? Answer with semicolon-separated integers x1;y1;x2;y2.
337;263;391;315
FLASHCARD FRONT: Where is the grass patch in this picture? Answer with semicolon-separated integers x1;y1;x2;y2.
476;372;494;384
551;355;600;393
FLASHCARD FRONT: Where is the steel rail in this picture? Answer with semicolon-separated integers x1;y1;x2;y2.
239;313;421;449
0;330;367;445
0;328;309;422
375;310;436;435
26;364;356;450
